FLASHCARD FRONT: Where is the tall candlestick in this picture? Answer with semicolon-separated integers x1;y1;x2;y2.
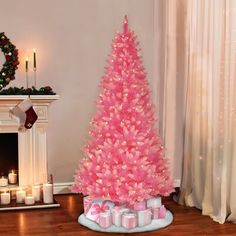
33;49;37;88
33;48;36;69
25;57;29;89
25;57;29;72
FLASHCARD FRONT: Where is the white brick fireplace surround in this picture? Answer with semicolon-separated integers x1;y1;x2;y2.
0;95;59;188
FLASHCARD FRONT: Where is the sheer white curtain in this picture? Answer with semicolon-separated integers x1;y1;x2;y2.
154;0;236;223
153;0;186;184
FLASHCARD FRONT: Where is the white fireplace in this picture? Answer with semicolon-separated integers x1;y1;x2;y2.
0;95;59;186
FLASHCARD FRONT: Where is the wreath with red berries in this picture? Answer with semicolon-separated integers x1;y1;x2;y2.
0;32;19;90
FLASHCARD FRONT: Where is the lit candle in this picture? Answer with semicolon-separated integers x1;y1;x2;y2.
43;183;53;204
8;170;17;184
0;176;8;187
16;188;26;203
1;191;11;205
24;195;35;205
25;57;29;72
32;185;41;202
33;48;36;69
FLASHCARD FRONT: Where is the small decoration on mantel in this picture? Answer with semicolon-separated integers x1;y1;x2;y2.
0;32;19;90
0;86;56;95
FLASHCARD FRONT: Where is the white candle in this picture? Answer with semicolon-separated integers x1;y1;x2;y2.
32;185;41;202
43;183;53;204
0;176;8;187
8;170;17;184
1;192;11;205
25;195;35;205
16;188;26;203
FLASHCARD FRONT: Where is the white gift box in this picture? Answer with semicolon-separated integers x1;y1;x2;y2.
85;199;115;222
147;196;162;208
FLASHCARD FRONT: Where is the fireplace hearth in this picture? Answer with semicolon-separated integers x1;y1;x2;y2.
0;95;59;187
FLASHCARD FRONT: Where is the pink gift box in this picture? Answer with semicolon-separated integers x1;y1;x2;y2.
112;206;130;227
133;200;147;211
122;212;138;229
137;208;152;227
152;205;167;219
99;212;112;228
85;199;115;222
158;205;167;219
147;196;162;208
83;196;93;214
152;207;159;219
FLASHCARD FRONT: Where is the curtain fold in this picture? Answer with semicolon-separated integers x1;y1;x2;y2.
155;0;236;223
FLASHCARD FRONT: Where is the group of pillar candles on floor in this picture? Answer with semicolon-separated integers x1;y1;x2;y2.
83;196;167;229
0;170;18;186
0;183;54;206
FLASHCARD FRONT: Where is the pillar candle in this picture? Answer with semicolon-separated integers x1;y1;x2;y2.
43;183;53;204
16;188;26;203
8;170;17;184
25;195;35;205
1;192;11;205
0;176;8;187
32;185;41;202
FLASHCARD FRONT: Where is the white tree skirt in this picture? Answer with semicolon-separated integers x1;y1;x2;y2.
78;210;173;233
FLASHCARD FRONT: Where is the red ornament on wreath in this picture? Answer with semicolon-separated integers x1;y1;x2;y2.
0;32;19;90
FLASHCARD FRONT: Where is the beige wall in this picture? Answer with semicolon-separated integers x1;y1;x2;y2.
0;0;155;183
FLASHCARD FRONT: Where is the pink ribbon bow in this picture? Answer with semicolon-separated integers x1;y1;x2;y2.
91;202;109;215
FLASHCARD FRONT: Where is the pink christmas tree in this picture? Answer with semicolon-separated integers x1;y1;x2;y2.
72;16;174;205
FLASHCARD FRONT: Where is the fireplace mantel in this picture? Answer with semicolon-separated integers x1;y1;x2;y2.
0;95;59;186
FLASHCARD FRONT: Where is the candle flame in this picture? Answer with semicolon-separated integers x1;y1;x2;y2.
33;48;36;52
26;57;29;61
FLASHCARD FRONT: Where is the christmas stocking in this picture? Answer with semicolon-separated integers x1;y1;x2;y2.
10;106;26;131
10;98;38;130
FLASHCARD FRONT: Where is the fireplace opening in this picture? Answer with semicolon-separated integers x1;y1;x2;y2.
0;133;18;184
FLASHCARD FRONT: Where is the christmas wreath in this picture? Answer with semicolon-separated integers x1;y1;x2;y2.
0;32;19;90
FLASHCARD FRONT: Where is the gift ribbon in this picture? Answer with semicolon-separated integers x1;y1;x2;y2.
91;202;109;215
